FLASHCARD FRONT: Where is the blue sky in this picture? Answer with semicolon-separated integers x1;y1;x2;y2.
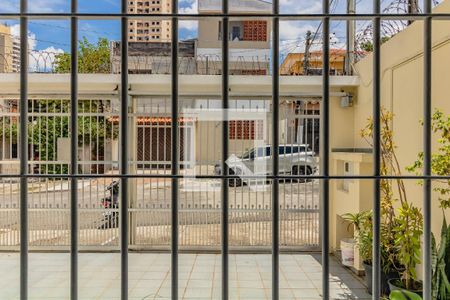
0;0;441;56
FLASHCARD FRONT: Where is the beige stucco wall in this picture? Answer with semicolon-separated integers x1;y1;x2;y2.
353;0;450;233
330;152;373;270
331;0;450;271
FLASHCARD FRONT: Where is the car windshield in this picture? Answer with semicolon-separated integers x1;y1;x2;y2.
240;149;255;159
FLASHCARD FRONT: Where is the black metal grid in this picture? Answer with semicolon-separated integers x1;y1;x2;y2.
0;0;444;299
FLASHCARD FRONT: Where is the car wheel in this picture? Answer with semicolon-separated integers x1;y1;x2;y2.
292;166;310;182
228;168;243;187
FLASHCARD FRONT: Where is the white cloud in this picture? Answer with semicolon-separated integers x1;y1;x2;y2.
0;0;19;12
179;0;198;31
280;0;322;14
279;21;317;54
9;24;37;50
1;0;67;13
9;24;65;72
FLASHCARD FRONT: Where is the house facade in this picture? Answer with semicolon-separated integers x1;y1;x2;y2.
197;0;271;75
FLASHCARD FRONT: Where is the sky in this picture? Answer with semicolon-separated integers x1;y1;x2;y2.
0;0;442;66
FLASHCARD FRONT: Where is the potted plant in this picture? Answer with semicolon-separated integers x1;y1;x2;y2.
363;110;423;294
342;211;374;292
388;202;423;294
431;217;450;299
389;290;422;300
344;108;423;295
343;210;400;295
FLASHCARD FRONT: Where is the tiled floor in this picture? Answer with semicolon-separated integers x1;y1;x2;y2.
0;253;370;299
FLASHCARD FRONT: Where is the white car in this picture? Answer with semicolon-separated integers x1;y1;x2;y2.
214;144;317;186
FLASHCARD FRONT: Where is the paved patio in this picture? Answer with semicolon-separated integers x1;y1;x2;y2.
0;253;370;300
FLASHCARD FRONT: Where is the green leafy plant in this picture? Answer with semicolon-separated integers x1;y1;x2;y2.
392;202;423;290
431;216;450;299
361;108;423;290
407;109;450;209
389;290;422;300
54;37;111;73
407;109;450;297
342;211;373;264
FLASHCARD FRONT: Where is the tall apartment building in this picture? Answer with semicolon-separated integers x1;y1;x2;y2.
0;24;16;73
11;38;20;72
127;0;172;43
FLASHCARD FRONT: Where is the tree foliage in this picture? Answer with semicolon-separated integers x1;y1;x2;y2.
408;109;450;209
0;37;117;175
360;36;391;52
54;37;111;73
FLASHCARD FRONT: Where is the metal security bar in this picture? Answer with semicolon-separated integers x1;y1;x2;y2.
423;1;433;299
19;0;28;299
373;1;382;299
321;0;330;298
70;0;78;299
120;0;129;298
221;1;229;299
0;1;445;300
272;1;280;299
171;0;179;298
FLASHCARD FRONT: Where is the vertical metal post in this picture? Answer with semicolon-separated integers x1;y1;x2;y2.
70;0;79;299
120;0;129;299
19;0;28;298
272;0;280;299
423;1;432;299
171;0;179;298
372;0;381;298
221;0;229;298
321;0;330;299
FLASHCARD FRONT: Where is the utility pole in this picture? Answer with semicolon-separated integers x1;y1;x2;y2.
346;0;355;75
408;0;419;25
303;30;312;75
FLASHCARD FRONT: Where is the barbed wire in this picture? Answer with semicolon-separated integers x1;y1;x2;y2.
0;51;272;75
355;0;443;59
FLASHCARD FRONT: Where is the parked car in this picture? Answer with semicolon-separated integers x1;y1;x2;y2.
214;144;317;186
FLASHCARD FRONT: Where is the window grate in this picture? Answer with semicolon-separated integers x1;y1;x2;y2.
0;0;444;299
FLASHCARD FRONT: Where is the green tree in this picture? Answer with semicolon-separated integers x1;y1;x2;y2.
54;37;111;73
360;36;391;52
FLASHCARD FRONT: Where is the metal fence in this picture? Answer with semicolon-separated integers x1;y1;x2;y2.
0;97;320;250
